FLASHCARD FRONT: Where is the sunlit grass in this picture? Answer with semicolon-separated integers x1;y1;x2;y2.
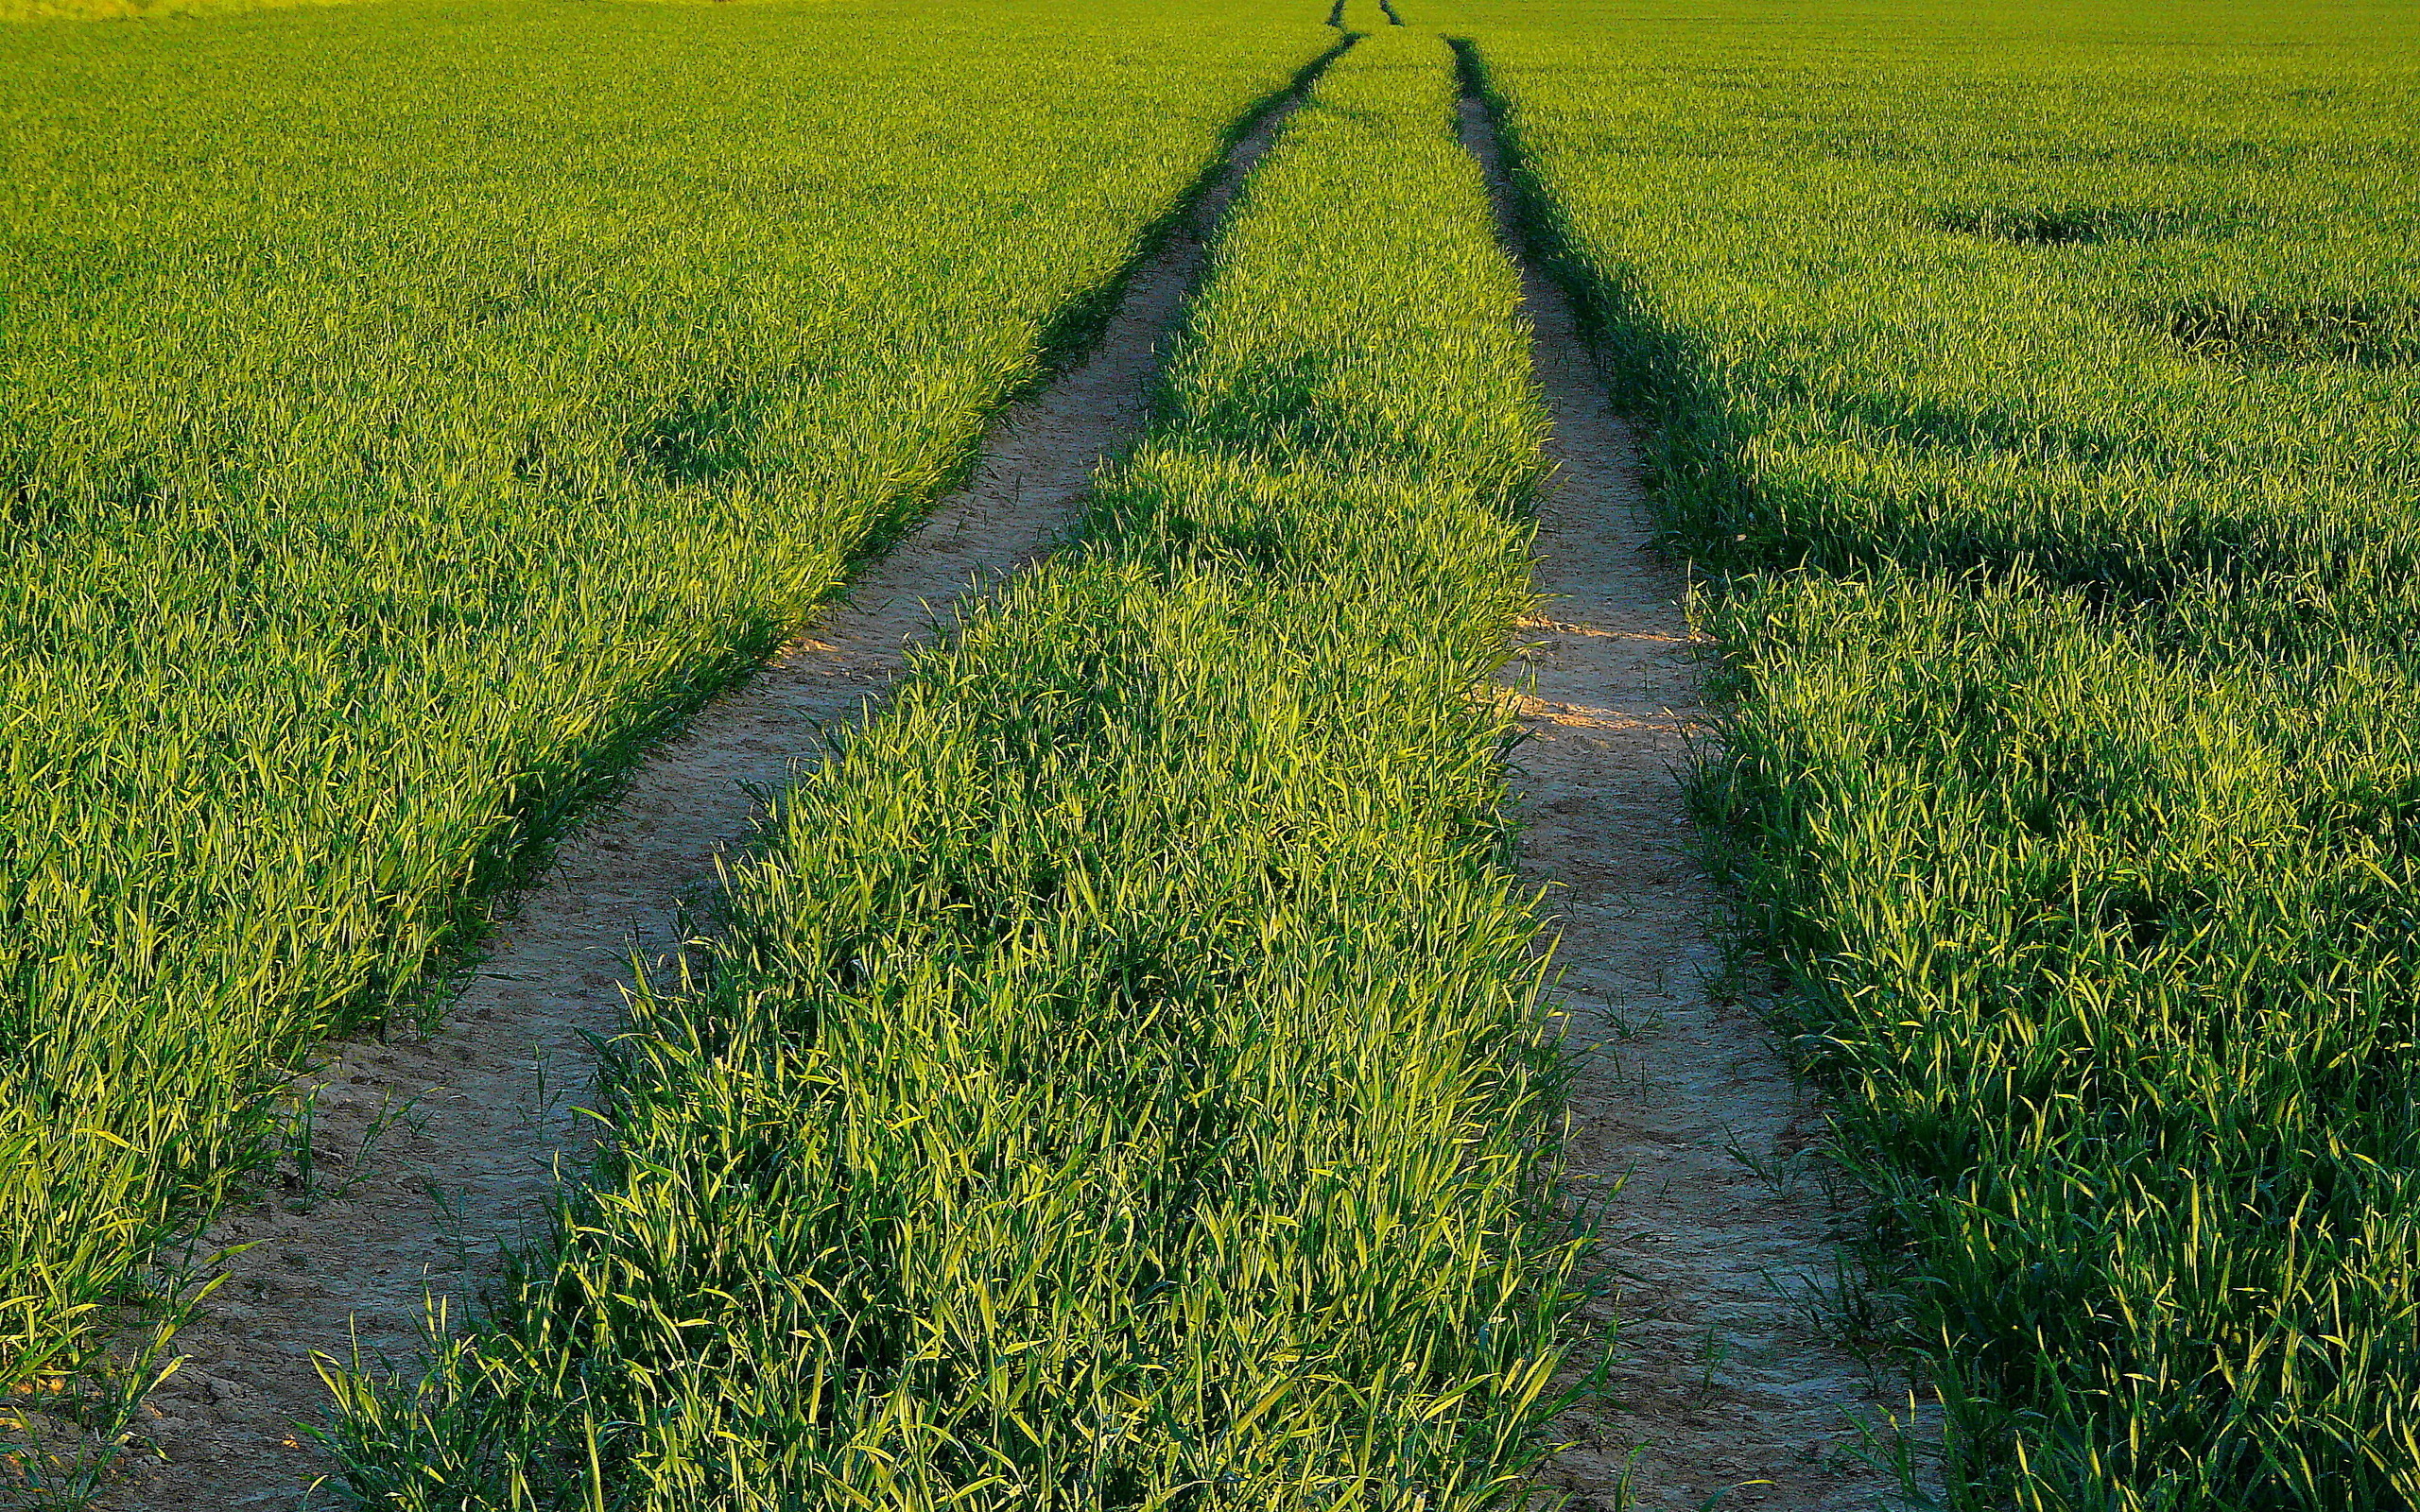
1454;0;2420;1503
323;34;1590;1508
0;0;1324;1435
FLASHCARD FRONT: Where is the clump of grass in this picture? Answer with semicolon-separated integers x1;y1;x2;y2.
322;33;1587;1509
2156;295;2420;367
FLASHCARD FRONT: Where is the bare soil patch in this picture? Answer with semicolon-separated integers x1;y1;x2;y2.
99;93;1302;1512
1457;94;1904;1512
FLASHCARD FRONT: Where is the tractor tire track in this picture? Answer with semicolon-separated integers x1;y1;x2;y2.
101;60;1335;1512
1456;64;1904;1512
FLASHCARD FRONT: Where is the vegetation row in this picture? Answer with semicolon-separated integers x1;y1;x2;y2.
0;0;1327;1422
1453;0;2420;1504
320;31;1585;1508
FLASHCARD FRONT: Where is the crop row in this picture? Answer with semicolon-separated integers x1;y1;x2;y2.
1453;0;2420;1505
0;0;1327;1409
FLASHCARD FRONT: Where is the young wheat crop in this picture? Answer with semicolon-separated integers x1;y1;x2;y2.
0;0;1328;1425
321;31;1588;1509
1450;0;2420;1503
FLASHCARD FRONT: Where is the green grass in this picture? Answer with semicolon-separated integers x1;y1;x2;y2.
33;0;2420;1499
321;31;1589;1509
3;0;344;21
0;0;1327;1431
1447;0;2420;1504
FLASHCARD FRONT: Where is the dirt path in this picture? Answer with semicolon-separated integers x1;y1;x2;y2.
1457;90;1904;1512
102;84;1311;1512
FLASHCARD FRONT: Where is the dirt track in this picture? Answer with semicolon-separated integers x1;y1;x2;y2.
90;45;1901;1509
1456;87;1903;1512
101;82;1314;1512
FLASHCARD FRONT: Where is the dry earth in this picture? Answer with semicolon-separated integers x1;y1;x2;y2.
1457;92;1910;1512
98;84;1310;1512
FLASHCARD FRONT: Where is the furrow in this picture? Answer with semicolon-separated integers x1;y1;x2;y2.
1452;48;1905;1512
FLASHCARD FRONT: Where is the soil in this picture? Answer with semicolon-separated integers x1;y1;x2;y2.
1457;96;1910;1511
99;89;1303;1512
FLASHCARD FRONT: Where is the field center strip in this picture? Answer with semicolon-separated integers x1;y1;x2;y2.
317;29;1577;1503
1453;48;1900;1512
100;62;1338;1511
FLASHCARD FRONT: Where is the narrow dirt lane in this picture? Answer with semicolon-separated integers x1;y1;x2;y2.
1457;86;1901;1512
105;79;1321;1512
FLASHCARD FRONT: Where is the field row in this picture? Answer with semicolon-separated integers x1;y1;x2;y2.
320;30;1584;1508
0;0;1329;1411
1450;0;2420;1505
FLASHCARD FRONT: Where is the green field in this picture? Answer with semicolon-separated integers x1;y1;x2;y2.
7;0;2420;1504
325;35;1583;1503
0;0;1323;1419
1448;0;2420;1505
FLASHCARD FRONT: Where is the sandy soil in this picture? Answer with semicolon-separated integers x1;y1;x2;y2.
1457;95;1907;1512
99;90;1305;1512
